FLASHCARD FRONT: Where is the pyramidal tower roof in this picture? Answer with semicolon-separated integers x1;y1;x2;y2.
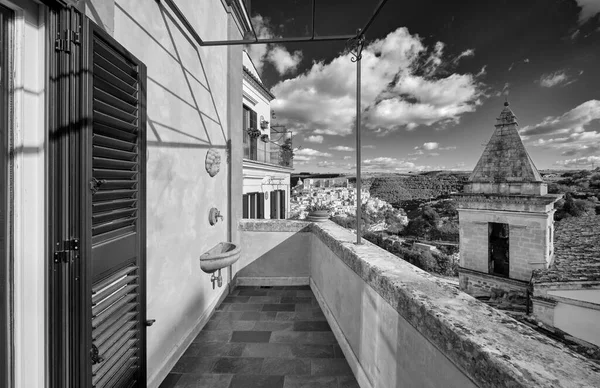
469;101;543;185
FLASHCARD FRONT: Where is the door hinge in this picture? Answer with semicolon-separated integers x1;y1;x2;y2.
53;238;79;264
55;27;81;53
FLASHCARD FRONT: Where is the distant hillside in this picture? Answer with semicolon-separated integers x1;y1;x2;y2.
369;173;469;205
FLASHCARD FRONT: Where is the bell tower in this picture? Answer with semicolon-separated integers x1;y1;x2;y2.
454;101;562;297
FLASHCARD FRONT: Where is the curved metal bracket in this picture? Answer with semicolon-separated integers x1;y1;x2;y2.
345;29;365;62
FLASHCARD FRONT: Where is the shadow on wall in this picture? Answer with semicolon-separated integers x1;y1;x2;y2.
115;1;227;151
237;232;311;278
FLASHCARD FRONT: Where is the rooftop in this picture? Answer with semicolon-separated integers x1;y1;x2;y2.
533;215;600;284
469;102;543;186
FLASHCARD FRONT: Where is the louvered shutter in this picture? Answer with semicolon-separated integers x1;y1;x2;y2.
270;191;276;219
81;20;147;388
279;190;286;219
242;194;248;218
258;193;265;219
249;193;256;218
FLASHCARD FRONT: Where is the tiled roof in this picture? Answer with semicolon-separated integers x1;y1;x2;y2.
533;215;600;284
469;102;543;184
243;66;276;101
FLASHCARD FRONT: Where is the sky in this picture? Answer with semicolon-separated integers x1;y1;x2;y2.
244;0;600;173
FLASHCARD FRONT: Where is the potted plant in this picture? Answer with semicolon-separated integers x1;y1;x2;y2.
306;203;331;222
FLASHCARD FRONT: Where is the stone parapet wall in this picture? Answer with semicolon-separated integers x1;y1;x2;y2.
238;219;600;387
458;267;529;298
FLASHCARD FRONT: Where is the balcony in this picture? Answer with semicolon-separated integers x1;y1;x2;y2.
243;127;294;169
160;220;600;388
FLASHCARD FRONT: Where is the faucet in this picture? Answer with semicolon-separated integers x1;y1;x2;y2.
209;207;224;225
211;269;223;289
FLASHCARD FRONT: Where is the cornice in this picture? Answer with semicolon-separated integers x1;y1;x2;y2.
243;67;275;101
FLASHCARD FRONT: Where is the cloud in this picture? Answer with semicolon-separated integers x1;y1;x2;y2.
270;27;484;137
343;156;352;160
524;58;530;63
574;0;600;25
538;70;575;88
317;161;337;168
476;65;487;77
521;100;600;136
362;145;376;149
329;146;355;151
508;63;514;71
267;46;303;75
245;15;303;75
555;156;600;168
294;147;332;161
412;142;455;153
305;135;324;143
522;100;600;158
363;157;417;171
454;49;475;63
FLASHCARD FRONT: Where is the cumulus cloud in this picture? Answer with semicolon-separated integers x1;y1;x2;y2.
574;0;600;24
363;157;417;171
522;100;600;158
538;70;575;88
343;156;352;160
245;15;303;75
267;46;303;75
305;135;324;143
555;156;600;168
270;27;483;137
362;145;376;149
294;148;332;161
413;142;455;153
317;160;337;168
329;146;355;151
521;100;600;136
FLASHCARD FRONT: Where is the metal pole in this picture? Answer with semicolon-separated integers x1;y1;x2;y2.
346;30;364;245
356;51;362;244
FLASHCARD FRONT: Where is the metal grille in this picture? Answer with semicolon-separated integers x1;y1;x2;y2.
91;37;139;242
91;265;140;388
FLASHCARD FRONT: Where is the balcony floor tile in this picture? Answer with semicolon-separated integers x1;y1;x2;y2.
161;286;359;388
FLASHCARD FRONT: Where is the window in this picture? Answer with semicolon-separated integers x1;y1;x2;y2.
242;192;265;219
243;105;258;160
489;223;509;277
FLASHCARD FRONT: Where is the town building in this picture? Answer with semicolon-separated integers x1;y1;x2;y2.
241;51;292;220
531;215;600;347
454;102;562;297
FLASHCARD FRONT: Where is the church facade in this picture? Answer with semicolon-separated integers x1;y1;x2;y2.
454;102;562;297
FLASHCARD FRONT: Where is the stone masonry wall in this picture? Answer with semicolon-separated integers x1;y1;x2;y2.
459;269;528;298
459;209;552;282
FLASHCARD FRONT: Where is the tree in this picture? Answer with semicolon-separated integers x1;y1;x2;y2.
555;193;595;220
590;173;600;189
422;206;440;225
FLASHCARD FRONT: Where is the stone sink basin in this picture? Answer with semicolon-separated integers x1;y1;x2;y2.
199;242;240;273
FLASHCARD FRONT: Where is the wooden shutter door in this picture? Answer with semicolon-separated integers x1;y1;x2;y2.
242;194;248;218
80;19;147;388
258;193;265;219
279;190;286;219
249;193;256;218
270;191;276;219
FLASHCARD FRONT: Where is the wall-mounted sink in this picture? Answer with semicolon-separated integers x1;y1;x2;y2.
199;242;240;274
